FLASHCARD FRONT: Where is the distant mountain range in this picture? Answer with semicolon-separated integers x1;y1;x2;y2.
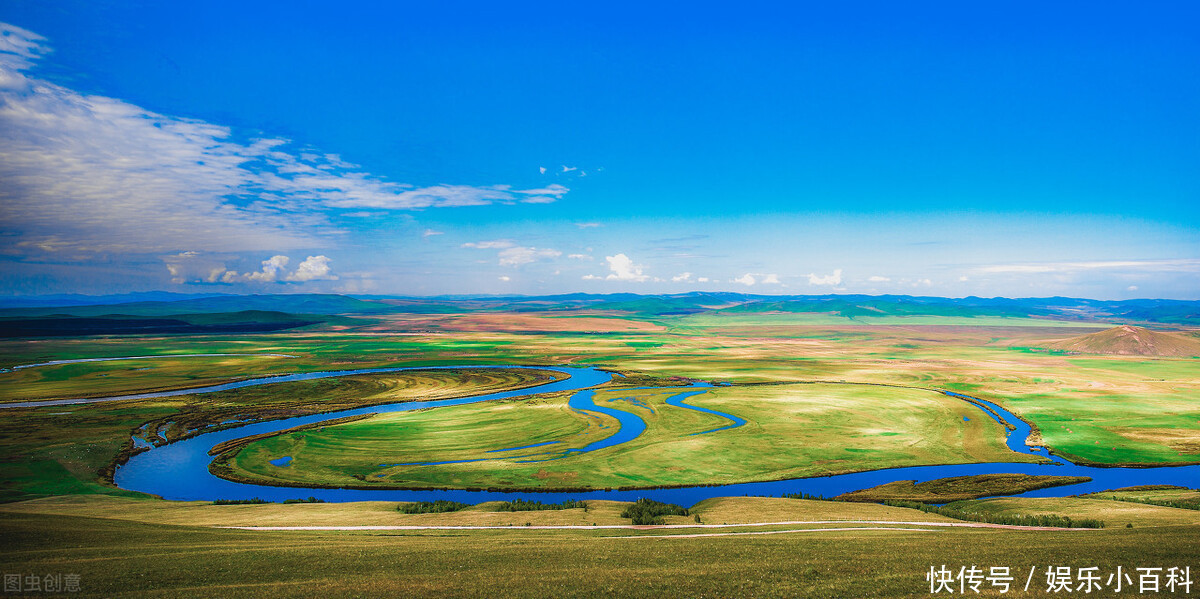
0;292;1197;328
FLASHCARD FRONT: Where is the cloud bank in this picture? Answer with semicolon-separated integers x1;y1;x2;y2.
0;22;567;259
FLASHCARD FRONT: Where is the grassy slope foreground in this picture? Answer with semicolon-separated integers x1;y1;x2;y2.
2;494;1199;598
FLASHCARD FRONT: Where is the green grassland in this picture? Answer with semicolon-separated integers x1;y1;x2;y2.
0;368;563;502
2;495;1200;598
3;294;1200;596
222;383;1035;490
1;310;1196;504
1077;485;1200;512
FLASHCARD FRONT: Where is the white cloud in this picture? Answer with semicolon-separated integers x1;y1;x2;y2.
672;272;693;282
0;24;569;257
697;276;710;283
497;246;561;267
0;23;44;65
167;252;336;284
958;275;969;282
422;229;444;237
567;253;592;260
977;259;1200;274
286;255;337;281
732;274;756;286
463;240;559;267
499;275;511;282
246;255;290;282
604;253;649;282
581;274;601;280
462;240;516;249
516;184;569;197
538;167;547;174
574;222;602;229
164;251;230;284
807;269;843;286
1127;285;1139;291
868;275;891;282
561;165;577;173
761;273;780;284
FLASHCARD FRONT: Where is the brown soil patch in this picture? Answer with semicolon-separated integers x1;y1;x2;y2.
1114;428;1200;453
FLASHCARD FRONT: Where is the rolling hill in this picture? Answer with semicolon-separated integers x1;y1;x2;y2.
1042;325;1200;357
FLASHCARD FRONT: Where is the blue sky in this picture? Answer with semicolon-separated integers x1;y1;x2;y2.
0;1;1197;299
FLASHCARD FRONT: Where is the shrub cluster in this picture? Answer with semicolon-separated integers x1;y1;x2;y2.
621;498;688;525
212;498;268;505
782;492;836;501
399;500;471;514
882;500;1105;529
283;497;327;504
494;499;587;512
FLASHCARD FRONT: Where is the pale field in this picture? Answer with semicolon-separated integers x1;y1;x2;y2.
961;496;1200;528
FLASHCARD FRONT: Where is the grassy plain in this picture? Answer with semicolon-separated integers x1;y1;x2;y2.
1;310;1197;502
0;368;562;501
224;383;1032;490
2;502;1199;598
1;302;1197;598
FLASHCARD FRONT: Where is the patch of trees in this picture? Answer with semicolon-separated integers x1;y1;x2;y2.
621;498;689;525
398;500;471;514
494;499;587;512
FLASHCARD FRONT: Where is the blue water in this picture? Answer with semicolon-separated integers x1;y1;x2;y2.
269;456;292;467
104;365;1200;506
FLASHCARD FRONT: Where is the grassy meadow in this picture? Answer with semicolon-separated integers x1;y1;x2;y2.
0;300;1198;596
225;382;1032;490
1;309;1197;502
3;494;1200;598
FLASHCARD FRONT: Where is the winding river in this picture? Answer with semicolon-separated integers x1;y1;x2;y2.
12;363;1197;505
